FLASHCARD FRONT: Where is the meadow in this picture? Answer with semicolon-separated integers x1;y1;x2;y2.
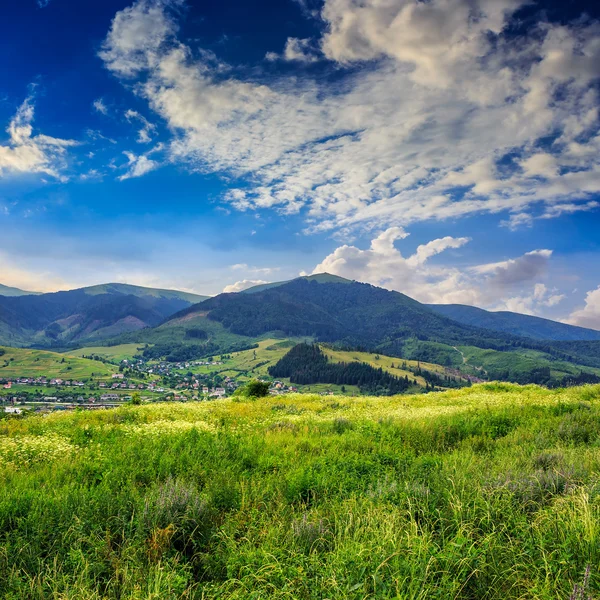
0;383;599;599
0;346;117;379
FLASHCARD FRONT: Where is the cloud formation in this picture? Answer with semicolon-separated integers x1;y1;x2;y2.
125;109;156;143
568;286;600;330
223;279;268;293
98;0;600;235
0;96;77;180
118;150;159;180
312;227;559;310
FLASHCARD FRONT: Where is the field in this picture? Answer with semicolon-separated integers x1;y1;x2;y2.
458;346;600;379
0;383;599;598
68;343;146;362
0;346;117;379
323;347;449;387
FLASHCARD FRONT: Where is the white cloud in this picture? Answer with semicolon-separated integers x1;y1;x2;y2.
471;250;553;287
567;286;600;330
99;0;600;235
495;283;565;316
521;153;559;178
93;98;109;115
267;37;319;63
223;279;269;293
125;109;156;143
118;150;159;180
312;227;476;304
312;228;559;310
0;96;78;180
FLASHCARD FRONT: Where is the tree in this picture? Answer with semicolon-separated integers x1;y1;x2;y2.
130;392;142;405
241;379;270;398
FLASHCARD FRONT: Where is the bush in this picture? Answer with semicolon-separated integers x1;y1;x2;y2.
241;379;270;398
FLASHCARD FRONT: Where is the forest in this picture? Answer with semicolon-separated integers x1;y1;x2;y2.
269;343;413;395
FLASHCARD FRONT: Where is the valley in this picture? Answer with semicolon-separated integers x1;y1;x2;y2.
3;275;600;412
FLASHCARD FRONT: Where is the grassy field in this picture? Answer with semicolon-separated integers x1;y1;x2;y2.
323;347;450;387
458;346;600;379
193;338;295;378
192;340;451;391
68;343;146;362
0;383;599;598
0;346;117;379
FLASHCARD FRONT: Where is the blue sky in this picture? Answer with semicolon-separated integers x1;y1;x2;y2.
1;0;600;329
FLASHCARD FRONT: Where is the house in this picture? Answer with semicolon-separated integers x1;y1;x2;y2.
4;406;22;414
112;373;124;379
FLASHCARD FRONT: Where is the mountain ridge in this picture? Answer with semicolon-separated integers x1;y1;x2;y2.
428;303;600;341
0;283;41;297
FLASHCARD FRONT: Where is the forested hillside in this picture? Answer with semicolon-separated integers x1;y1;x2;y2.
0;284;207;347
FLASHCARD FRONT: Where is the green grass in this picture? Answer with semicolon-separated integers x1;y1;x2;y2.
323;347;450;387
0;346;117;379
68;343;147;362
0;383;599;598
191;338;303;380
459;345;600;379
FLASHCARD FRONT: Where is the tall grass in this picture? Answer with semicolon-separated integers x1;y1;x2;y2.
0;383;599;598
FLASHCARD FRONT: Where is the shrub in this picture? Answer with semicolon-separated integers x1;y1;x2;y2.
240;379;270;398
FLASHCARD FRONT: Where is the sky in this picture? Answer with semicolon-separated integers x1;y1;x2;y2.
1;0;600;329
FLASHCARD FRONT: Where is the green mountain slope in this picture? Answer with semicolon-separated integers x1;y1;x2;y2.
81;283;208;304
429;303;600;341
0;283;40;297
242;273;352;294
0;283;209;348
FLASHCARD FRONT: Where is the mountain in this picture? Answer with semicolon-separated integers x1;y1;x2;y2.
0;283;40;297
0;283;208;347
428;304;600;341
242;273;353;294
164;275;543;352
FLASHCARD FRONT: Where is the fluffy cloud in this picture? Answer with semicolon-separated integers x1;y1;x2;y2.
118;150;159;180
312;227;476;304
312;228;559;309
0;97;78;179
495;284;565;316
223;279;268;293
267;37;319;63
99;0;600;234
567;286;600;330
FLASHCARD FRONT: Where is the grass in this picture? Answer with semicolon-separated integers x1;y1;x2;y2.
459;346;600;379
323;347;450;386
0;383;599;598
193;338;293;378
0;346;117;379
68;343;147;362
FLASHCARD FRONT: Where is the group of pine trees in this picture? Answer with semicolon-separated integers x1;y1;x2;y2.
269;343;413;395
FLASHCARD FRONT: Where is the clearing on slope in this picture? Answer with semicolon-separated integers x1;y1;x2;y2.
0;346;117;379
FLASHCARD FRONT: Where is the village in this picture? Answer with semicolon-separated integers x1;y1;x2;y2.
0;353;301;414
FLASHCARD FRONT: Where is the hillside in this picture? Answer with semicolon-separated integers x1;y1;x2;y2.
0;346;117;379
429;303;600;341
0;283;40;297
1;385;598;598
173;277;502;345
0;283;208;348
